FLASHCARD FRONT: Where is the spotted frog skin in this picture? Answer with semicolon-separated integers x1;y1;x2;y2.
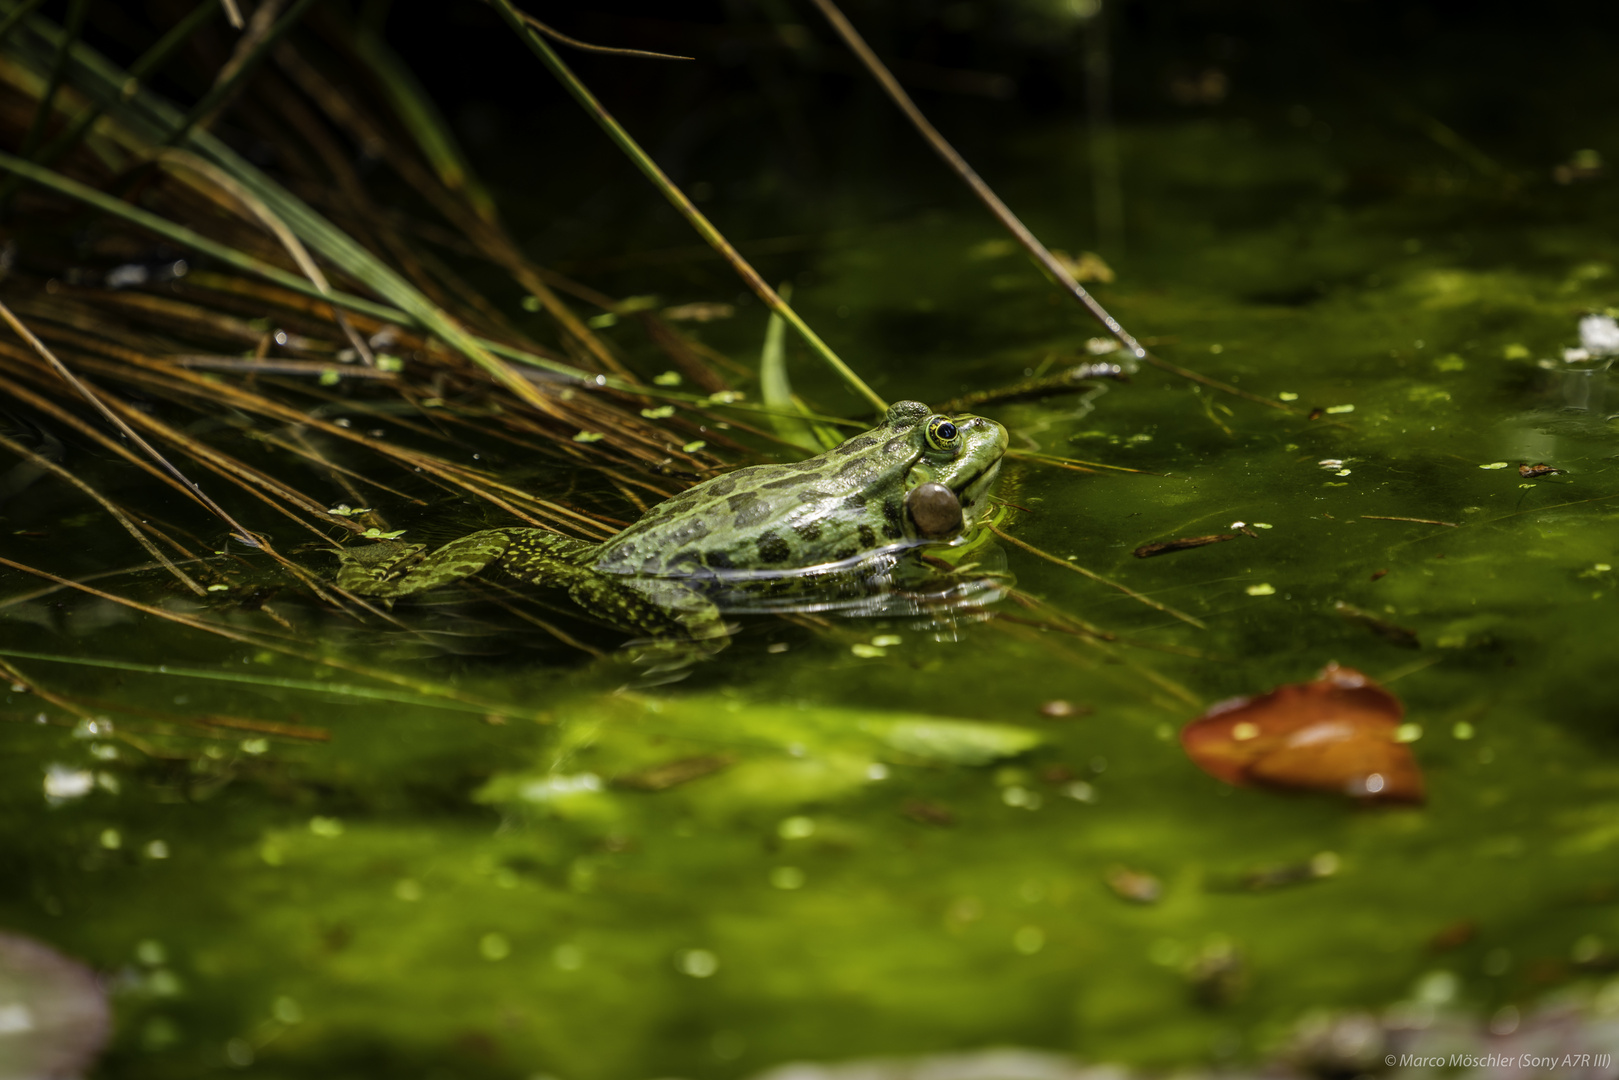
334;401;1008;642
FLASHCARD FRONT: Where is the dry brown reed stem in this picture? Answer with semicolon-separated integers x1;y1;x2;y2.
255;425;423;508
807;0;1143;358
490;4;693;61
93;396;352;543
39;290;317;352
78;395;398;618
473;584;607;659
237;72;464;315
492;0;886;413
150;148;378;365
270;44;632;380
0;329;366;534
807;0;1313;421
0;659;99;722
176;272;392;336
167;0;317;143
0;296;265;544
12;168;721;476
172;356;392;378
0;310;618;531
46;344;617;535
0;554;542;720
402;405;679;505
0;431;207;594
1004;449;1160;476
0;559;206;610
638;314;732;395
989;525;1208;630
278;427;389;526
0;358;200;500
60;692;333;742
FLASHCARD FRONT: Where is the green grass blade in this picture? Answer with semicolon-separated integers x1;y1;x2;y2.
34;0;218;168
351;27;499;224
15;0;82;158
0;0;47;50
487;0;887;415
757;283;841;451
162;0;318;145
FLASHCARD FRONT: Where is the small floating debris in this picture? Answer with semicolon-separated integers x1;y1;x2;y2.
1231;851;1340;891
1478;461;1510;470
1133;533;1237;558
1333;601;1420;649
1179;663;1424;803
1187;940;1247;1005
1103;865;1162;904
662;302;735;323
1518;462;1564;479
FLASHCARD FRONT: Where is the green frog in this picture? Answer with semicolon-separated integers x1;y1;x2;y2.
333;400;1008;645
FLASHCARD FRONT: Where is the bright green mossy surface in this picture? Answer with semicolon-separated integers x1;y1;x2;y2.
6;117;1619;1078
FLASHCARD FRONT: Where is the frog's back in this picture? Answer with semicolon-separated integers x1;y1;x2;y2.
592;432;919;577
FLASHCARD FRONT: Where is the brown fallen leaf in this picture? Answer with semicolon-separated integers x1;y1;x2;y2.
1519;462;1563;478
1133;533;1237;558
1180;663;1424;803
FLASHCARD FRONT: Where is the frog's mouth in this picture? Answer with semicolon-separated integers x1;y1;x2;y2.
953;457;1004;530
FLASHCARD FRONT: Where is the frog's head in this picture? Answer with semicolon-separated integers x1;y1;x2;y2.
881;400;1008;541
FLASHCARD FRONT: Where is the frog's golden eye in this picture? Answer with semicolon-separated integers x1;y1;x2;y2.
924;415;960;451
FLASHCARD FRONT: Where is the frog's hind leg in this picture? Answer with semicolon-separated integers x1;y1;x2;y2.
334;532;515;598
565;574;728;651
495;529;601;577
496;534;725;646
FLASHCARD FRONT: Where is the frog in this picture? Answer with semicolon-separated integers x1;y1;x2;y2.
332;400;1009;646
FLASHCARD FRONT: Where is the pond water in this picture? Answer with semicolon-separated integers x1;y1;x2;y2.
5;11;1619;1079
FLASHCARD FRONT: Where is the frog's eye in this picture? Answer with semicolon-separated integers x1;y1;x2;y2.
924;415;960;451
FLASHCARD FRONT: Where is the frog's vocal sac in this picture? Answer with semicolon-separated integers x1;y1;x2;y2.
334;400;1009;644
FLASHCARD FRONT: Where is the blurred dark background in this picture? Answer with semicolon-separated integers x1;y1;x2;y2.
60;0;1619;286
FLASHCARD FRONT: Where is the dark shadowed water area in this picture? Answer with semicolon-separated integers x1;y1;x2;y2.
5;2;1619;1077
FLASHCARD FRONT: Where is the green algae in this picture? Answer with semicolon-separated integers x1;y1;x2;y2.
6;110;1619;1078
